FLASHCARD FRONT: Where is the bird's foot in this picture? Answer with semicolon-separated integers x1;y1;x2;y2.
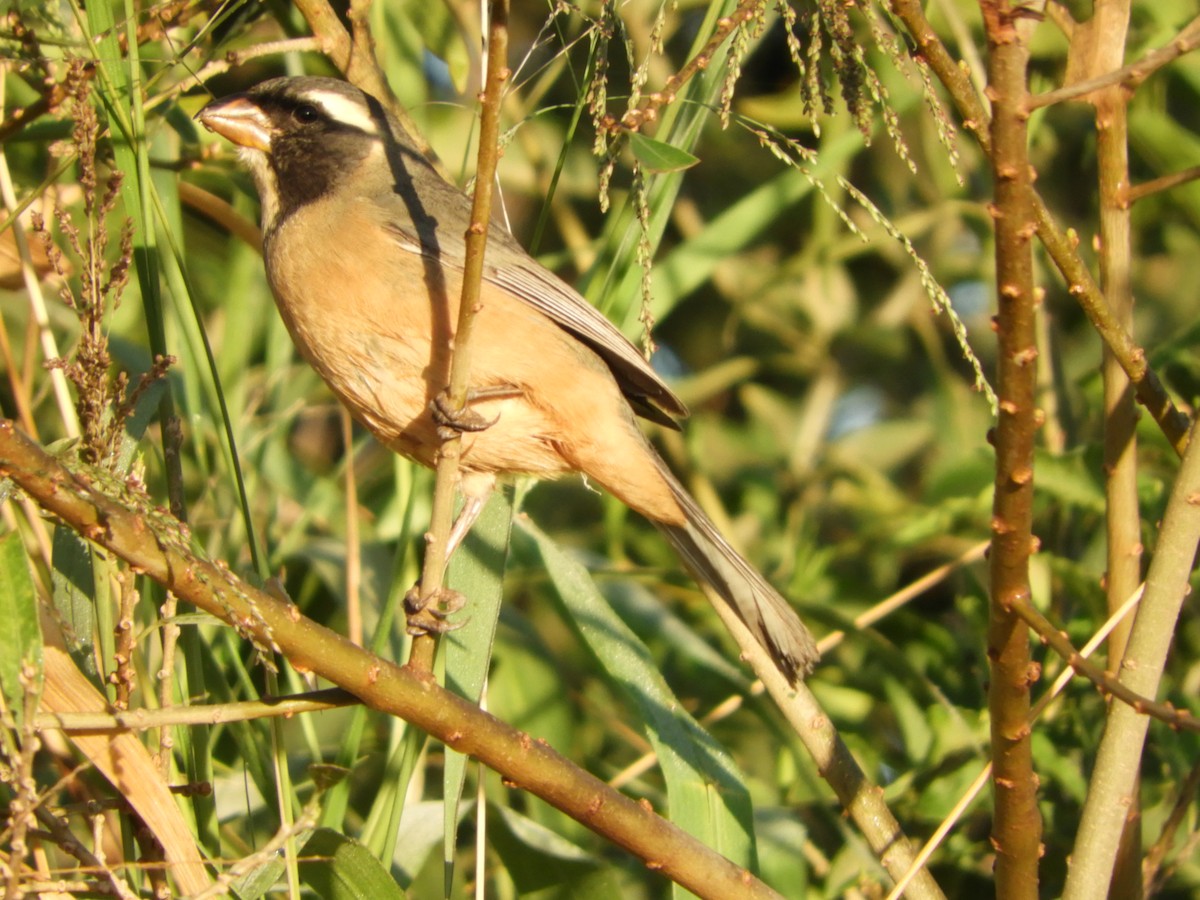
404;585;468;636
430;385;522;437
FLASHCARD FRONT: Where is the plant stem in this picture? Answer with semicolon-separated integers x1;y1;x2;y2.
408;0;511;675
981;2;1042;896
1085;1;1143;893
1062;415;1200;897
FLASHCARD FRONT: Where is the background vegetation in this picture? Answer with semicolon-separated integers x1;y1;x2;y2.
1;0;1199;897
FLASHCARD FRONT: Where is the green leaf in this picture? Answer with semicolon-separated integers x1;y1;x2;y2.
882;679;933;762
446;489;513;703
299;829;406;900
1034;449;1105;515
517;519;757;872
629;133;700;174
443;489;513;892
391;800;469;888
488;804;620;898
51;525;96;676
230;857;285;900
0;531;43;728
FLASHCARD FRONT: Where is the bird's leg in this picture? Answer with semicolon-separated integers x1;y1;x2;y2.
403;471;496;635
445;490;487;559
430;383;523;436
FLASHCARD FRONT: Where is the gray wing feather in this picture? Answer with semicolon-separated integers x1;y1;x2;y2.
382;217;687;427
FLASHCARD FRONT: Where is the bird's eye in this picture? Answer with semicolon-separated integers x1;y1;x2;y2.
293;104;320;124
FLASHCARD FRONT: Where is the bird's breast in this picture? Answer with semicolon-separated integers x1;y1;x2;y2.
264;201;445;459
260;198;577;479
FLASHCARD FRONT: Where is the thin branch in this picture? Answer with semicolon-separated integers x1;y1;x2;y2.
176;181;262;253
0;420;784;900
1063;416;1200;898
33;807;138;900
1085;3;1144;891
19;688;360;733
184;37;322;103
408;0;511;674
0;1;203;143
1142;757;1200;894
1007;598;1197;732
704;588;947;900
1029;14;1200;109
1128;164;1200;205
886;582;1145;900
611;539;988;798
607;0;760;135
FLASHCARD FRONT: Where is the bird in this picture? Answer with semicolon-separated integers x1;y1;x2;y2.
197;76;819;683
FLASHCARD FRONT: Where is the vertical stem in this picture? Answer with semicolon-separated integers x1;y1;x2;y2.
981;2;1042;897
408;0;510;674
1091;0;1141;891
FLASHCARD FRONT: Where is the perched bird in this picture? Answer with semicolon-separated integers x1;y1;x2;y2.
197;76;819;682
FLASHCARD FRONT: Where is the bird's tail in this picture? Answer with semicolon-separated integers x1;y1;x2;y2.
652;462;819;684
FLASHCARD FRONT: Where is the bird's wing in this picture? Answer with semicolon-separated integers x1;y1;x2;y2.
488;256;687;426
382;217;687;427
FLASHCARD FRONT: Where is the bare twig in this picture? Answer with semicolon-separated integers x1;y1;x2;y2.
611;539;989;793
886;583;1145;900
177;181;262;253
17;688;360;733
1030;192;1190;453
1030;14;1200;109
1006;598;1197;732
704;589;947;899
1142;758;1200;894
1127;164;1200;205
1078;2;1145;892
607;0;760;135
32;807;138;900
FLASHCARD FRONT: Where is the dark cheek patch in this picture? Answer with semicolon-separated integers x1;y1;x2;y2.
268;132;370;222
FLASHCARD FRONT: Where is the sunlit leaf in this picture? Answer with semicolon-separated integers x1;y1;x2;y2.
0;532;42;728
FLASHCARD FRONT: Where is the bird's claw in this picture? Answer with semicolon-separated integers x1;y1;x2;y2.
431;390;499;436
404;585;468;636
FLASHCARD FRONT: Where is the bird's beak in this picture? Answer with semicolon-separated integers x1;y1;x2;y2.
197;96;273;152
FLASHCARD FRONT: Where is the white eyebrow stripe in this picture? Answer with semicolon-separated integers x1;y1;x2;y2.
304;90;380;135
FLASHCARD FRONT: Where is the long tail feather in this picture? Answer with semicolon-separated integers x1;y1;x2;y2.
652;462;819;683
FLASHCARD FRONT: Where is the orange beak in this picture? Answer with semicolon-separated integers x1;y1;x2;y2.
197;96;273;152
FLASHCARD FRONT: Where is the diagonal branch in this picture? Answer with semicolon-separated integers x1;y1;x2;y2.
1030;14;1200;109
1007;596;1198;732
0;419;783;900
1063;415;1200;897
